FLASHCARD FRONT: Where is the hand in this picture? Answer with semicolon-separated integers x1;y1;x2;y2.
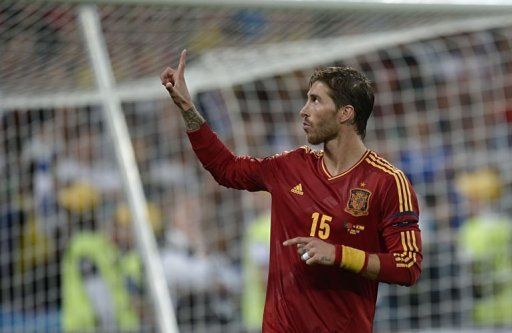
283;237;335;266
160;49;193;111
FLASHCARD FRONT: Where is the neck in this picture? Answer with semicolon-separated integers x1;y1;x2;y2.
323;130;367;176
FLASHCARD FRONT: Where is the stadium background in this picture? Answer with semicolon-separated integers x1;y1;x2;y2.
0;1;511;332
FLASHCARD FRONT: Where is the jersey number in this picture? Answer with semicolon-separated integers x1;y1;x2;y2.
310;212;332;239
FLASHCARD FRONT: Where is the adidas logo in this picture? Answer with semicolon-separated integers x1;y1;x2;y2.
291;183;304;196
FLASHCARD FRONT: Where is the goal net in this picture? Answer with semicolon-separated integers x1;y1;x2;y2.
1;1;512;332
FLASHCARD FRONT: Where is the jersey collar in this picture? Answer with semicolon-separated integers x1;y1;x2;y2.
320;150;370;181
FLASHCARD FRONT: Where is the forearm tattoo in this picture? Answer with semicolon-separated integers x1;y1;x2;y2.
180;106;205;131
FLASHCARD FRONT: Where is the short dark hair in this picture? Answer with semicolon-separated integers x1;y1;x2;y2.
309;66;374;139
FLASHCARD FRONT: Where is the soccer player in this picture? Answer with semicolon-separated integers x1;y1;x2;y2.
160;50;422;333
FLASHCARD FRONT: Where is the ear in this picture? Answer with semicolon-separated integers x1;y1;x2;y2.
337;105;355;124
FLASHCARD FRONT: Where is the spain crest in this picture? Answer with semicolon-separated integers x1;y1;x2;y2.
345;188;371;217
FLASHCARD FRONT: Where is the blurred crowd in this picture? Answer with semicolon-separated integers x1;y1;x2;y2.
0;4;323;94
1;2;512;332
0;3;485;95
0;106;244;332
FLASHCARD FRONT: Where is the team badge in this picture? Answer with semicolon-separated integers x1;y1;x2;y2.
345;188;371;217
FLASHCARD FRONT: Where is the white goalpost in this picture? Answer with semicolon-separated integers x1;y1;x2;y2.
1;1;512;332
77;5;178;333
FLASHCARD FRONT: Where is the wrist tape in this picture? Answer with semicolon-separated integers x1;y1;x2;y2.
335;245;367;274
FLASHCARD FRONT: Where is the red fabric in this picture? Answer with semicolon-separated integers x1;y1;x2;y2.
188;124;422;333
377;228;422;286
334;245;343;267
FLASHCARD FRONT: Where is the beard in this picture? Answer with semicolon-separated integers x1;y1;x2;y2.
305;121;339;145
306;132;324;145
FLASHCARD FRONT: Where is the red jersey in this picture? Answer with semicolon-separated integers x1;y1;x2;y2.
188;124;422;333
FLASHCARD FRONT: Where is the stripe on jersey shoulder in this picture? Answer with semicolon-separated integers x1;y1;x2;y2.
299;145;311;153
365;152;412;213
299;145;324;158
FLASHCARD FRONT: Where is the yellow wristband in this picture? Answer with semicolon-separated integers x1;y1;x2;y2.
341;245;366;273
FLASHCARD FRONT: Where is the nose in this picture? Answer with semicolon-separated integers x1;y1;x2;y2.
299;104;308;119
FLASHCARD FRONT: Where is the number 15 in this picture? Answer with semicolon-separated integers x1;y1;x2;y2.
310;212;332;239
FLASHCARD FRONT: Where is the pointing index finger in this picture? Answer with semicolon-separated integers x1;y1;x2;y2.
283;237;312;246
177;49;187;77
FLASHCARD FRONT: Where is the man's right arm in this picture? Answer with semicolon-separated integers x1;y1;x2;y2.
187;121;271;191
180;105;205;132
161;50;271;192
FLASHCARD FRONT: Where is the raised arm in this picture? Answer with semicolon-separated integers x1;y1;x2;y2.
160;49;205;131
160;50;273;192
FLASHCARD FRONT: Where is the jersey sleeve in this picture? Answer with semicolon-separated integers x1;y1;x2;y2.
376;171;422;286
187;123;279;192
379;170;420;233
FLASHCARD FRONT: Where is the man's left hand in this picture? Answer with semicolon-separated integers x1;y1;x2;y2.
283;237;335;266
